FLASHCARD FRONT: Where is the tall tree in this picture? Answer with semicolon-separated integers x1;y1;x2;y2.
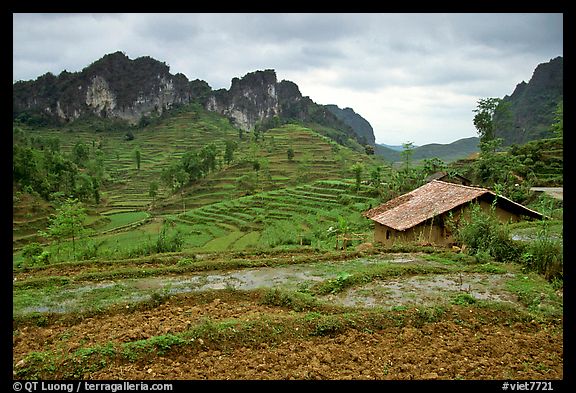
149;181;159;201
199;143;218;173
473;98;502;149
224;140;237;165
550;100;563;138
134;148;141;170
181;150;203;182
350;162;364;192
72;141;90;167
400;142;415;170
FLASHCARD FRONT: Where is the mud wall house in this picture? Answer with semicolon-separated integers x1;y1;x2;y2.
364;180;544;247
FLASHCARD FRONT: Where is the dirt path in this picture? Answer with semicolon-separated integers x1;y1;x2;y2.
530;187;563;200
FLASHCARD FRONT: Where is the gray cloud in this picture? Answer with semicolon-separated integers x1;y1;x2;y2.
12;13;563;145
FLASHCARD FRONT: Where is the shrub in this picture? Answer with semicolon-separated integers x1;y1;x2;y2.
521;238;563;281
456;203;523;262
35;251;51;265
127;226;184;257
452;293;477;306
520;196;564;281
21;243;50;266
21;242;43;262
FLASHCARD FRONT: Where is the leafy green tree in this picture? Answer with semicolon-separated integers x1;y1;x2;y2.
87;149;105;181
473;98;501;148
287;147;295;161
41;197;87;259
550;100;563;138
72;141;90;167
91;176;101;204
149;181;159;201
134;148;141;170
224;140;238;165
350;162;364;192
13;129;84;200
161;162;189;192
370;165;383;186
400;142;415;170
181;150;203;182
13;144;40;189
199;143;218;174
472;137;525;199
421;157;446;175
75;173;94;202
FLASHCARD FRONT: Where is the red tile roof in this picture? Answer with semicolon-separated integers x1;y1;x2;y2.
364;180;542;231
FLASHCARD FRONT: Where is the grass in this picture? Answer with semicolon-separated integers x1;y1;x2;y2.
97;211;149;232
505;272;563;318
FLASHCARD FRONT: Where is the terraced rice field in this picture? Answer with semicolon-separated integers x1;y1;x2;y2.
165;179;378;252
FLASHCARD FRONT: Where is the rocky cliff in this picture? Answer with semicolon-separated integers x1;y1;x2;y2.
493;56;563;145
13;52;368;147
13;52;211;124
206;69;282;130
205;69;362;145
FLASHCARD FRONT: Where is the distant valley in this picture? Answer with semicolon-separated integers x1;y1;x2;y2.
375;137;480;163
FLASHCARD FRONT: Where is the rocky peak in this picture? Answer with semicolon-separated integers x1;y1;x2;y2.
494;56;563;145
206;69;281;130
13;52;203;124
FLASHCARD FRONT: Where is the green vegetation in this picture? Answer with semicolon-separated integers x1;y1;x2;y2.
39;198;87;260
492;56;563;146
12;98;562;271
12;55;563;381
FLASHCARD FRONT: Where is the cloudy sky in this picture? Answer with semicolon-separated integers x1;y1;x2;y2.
13;13;563;146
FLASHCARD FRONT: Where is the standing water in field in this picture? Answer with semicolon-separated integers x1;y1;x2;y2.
16;255;530;316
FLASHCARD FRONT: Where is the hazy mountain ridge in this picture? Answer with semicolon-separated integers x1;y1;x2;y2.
324;104;376;146
375;137;480;163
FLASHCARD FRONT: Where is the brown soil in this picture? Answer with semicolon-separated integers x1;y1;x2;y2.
13;291;563;380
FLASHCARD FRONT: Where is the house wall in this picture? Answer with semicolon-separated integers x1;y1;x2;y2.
372;200;523;247
374;221;448;247
479;200;523;223
451;200;522;224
